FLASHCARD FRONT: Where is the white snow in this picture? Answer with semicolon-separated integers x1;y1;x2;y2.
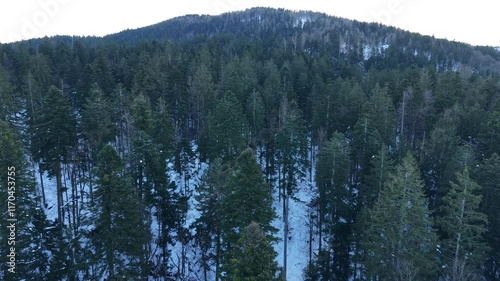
270;143;318;281
34;140;317;280
293;15;311;28
363;45;372;60
362;43;390;60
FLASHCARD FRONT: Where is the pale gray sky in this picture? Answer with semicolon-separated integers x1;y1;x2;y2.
0;0;498;46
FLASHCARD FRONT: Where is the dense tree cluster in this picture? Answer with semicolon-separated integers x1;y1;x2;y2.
1;7;499;281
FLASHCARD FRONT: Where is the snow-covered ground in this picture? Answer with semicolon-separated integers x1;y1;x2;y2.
273;181;315;280
363;43;390;60
33;141;316;280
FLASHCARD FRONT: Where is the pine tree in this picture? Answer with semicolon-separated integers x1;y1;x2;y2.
352;84;396;175
246;89;264;148
224;148;276;242
225;222;280;281
207;91;248;162
313;132;352;280
31;85;77;224
360;145;395;208
422;115;460;209
361;153;437;280
129;93;179;278
81;83;116;158
479;103;500;158
194;158;230;281
437;167;488;280
189;63;215;142
0;120;49;280
0;66;18;122
477;153;500;279
90;145;149;279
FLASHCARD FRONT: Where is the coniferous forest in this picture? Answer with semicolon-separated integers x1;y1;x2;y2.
1;7;500;281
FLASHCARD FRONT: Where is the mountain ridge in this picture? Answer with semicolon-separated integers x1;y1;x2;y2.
5;7;500;73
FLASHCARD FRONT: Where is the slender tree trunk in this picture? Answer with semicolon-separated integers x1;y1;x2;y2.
283;192;289;281
215;229;221;281
56;162;64;224
71;166;78;235
39;166;46;206
308;210;314;270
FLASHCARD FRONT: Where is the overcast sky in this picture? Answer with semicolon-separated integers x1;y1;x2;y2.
1;0;498;46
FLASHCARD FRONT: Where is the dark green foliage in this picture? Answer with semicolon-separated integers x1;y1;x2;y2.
81;83;116;155
360;145;394;208
194;158;230;280
352;84;396;173
31;85;77;223
90;145;149;279
224;148;276;239
0;67;18;122
207;91;248;162
422;115;460;209
224;222;279;281
480;103;500;158
276;97;308;196
477;154;500;279
437;168;488;279
31;85;77;174
2;8;500;280
0;120;50;280
361;153;437;280
313;132;352;280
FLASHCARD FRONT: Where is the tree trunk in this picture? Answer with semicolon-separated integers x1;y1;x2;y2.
283;192;289;281
56;162;64;224
215;229;221;281
39;166;46;207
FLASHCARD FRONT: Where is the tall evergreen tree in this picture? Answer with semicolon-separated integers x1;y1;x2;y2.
31;85;77;224
477;153;500;279
0;120;49;280
207;91;248;162
361;153;437;280
90;145;149;279
194;158;230;281
81;83;116;157
352;84;396;176
0;66;18;122
224;148;276;242
313;132;352;280
360;145;394;208
225;222;280;281
437;167;488;280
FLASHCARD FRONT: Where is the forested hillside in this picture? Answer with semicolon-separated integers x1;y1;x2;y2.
1;7;500;281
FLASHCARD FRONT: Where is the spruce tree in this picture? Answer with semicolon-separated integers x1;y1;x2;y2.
31;85;77;224
81;83;116;156
313;131;352;280
90;145;149;279
225;222;280;281
0;120;49;280
194;158;230;281
224;148;276;241
360;145;394;208
361;153;437;280
207;91;248;162
437;167;488;280
0;66;17;122
477;153;500;279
